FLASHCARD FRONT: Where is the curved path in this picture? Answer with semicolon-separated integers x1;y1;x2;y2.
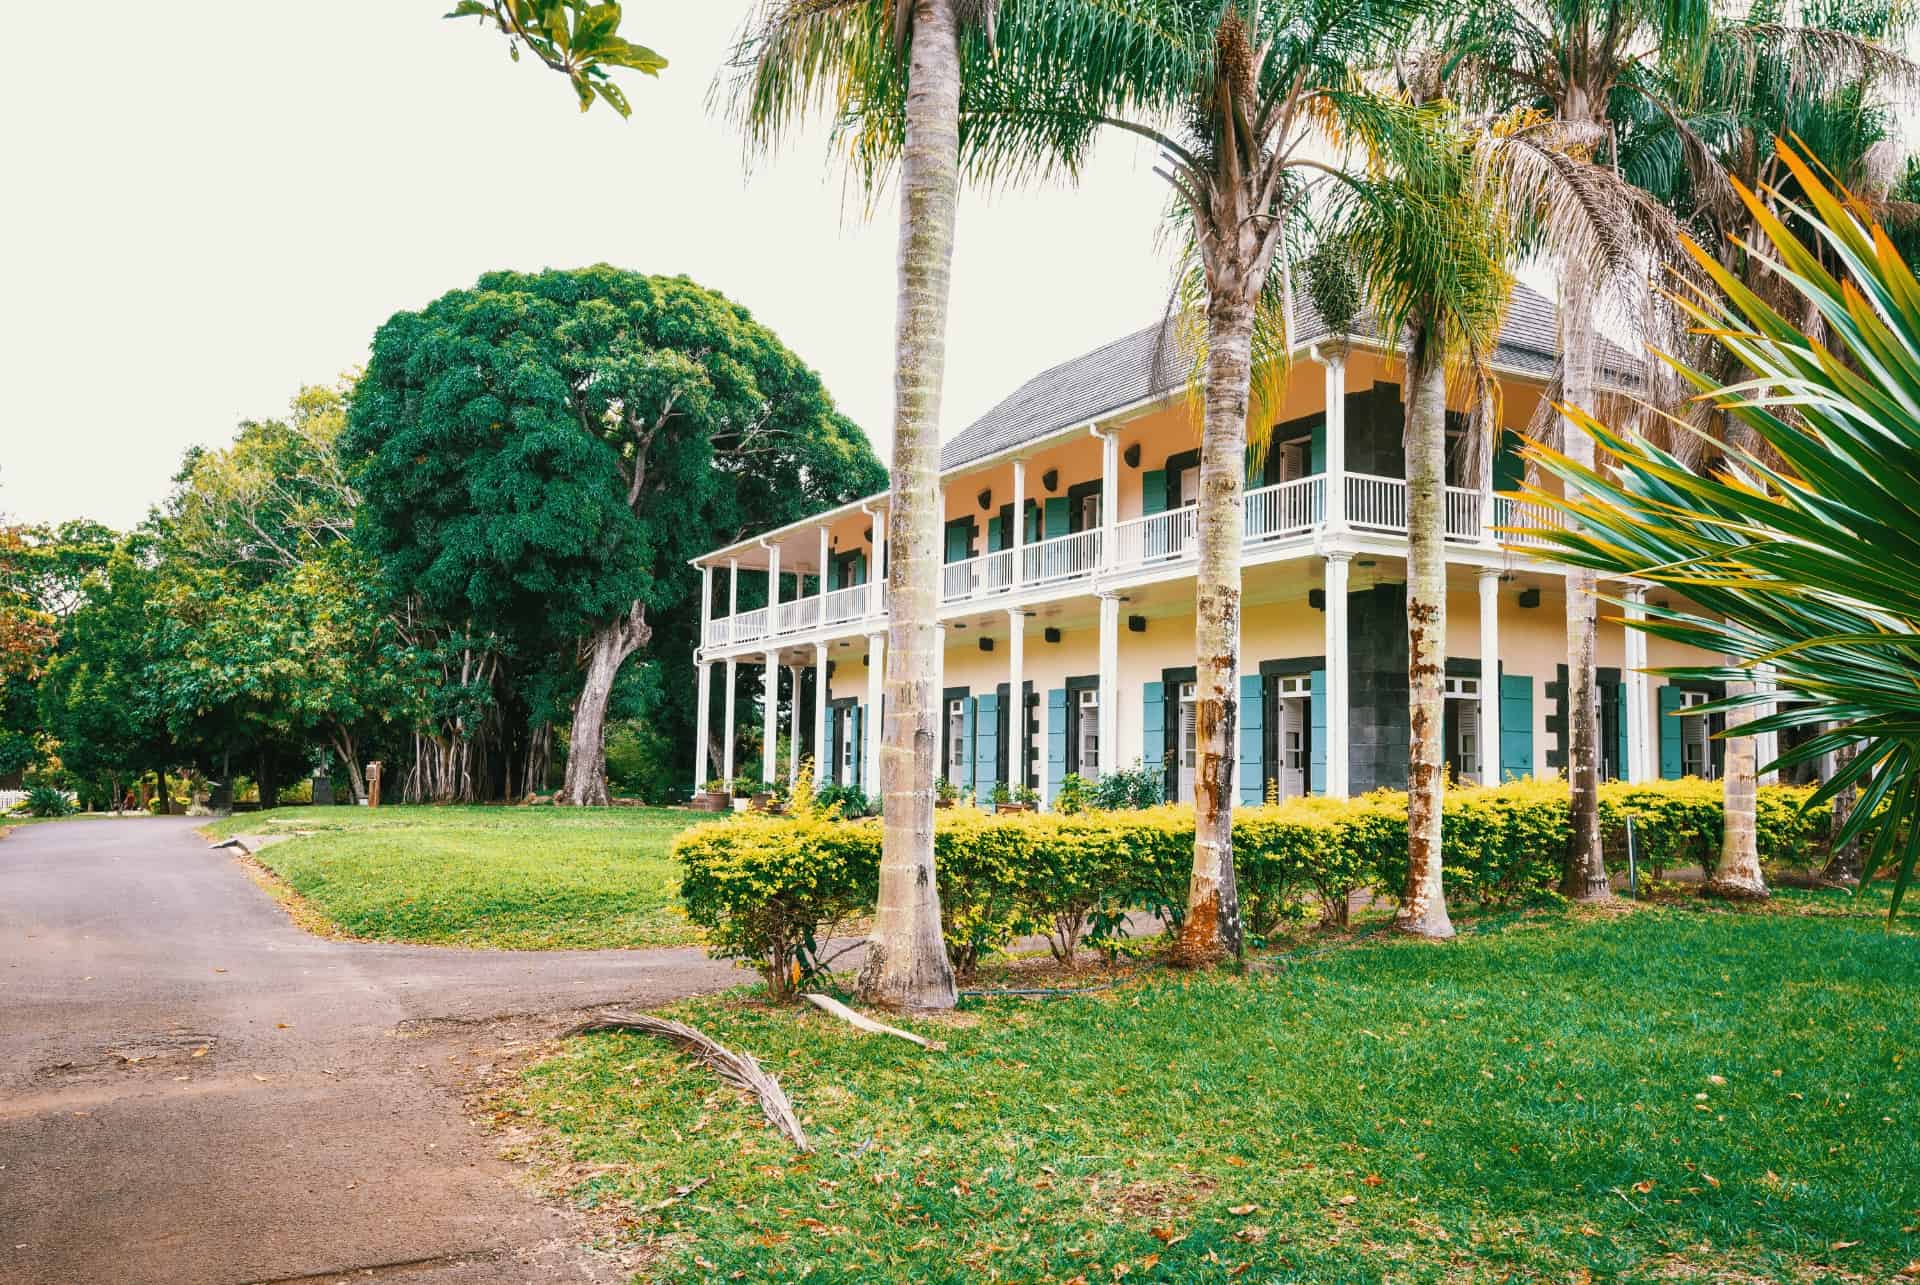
0;816;743;1285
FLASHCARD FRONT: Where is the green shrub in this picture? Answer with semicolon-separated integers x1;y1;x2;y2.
813;784;875;818
1092;761;1164;810
672;778;1834;996
24;785;75;818
1054;773;1095;814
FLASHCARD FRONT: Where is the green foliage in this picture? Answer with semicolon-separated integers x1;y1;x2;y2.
1089;761;1164;810
21;785;73;817
812;784;875;818
1527;143;1920;914
1302;238;1363;338
676;779;1835;989
446;0;666;116
1053;772;1095;814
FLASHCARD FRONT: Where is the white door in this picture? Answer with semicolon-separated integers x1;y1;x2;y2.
946;698;966;783
1276;440;1306;483
1077;688;1100;778
1278;698;1306;800
1176;464;1199;508
1443;676;1483;783
1177;682;1197;803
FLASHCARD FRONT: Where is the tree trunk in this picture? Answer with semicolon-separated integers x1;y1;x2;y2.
558;604;649;807
257;757;279;811
1397;322;1456;939
1705;677;1769;900
1824;740;1862;885
157;767;174;816
854;0;960;1012
1175;288;1252;967
1557;250;1611;902
331;729;366;803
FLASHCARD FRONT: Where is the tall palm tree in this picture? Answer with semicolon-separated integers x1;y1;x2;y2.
891;0;1446;964
719;0;1024;1010
1613;6;1915;900
1529;141;1920;917
1443;0;1900;903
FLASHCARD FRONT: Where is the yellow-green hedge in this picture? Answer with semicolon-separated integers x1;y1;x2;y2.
671;779;1828;994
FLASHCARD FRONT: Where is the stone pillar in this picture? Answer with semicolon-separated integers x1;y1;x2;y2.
1324;553;1351;798
693;657;712;793
1097;591;1120;778
1011;457;1026;586
787;664;804;788
761;651;779;784
864;630;885;797
813;642;829;782
1478;568;1501;784
1623;586;1650;783
722;657;738;784
1007;608;1026;791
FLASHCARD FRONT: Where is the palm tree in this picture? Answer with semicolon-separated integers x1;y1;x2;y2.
1612;8;1915;900
1338;67;1514;939
1443;0;1905;903
1529;141;1920;917
893;0;1447;964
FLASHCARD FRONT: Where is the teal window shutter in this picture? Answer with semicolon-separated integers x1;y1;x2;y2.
1142;681;1165;792
1025;499;1042;544
1493;428;1525;494
1310;418;1327;475
973;693;999;803
944;522;970;564
1613;679;1629;782
1309;669;1328;795
959;696;975;791
1046;688;1068;804
1142;470;1167;517
1500;674;1533;781
1658;684;1684;779
1239;673;1265;805
853;551;867;586
1044;497;1070;539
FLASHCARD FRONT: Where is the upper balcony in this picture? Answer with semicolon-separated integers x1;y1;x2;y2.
694;286;1588;657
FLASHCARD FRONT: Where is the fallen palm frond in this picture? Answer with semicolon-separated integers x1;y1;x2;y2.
563;1009;810;1152
802;992;946;1050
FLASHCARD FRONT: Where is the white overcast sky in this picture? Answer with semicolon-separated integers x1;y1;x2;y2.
0;3;1182;531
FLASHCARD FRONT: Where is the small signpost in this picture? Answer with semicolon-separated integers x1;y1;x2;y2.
366;761;383;809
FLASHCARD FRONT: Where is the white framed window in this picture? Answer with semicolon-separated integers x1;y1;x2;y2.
1178;683;1198;771
1679;689;1712;778
1176;464;1199;508
1077;687;1100;775
946;698;967;779
1274;675;1310;698
1078;492;1102;532
1443;675;1481;700
1274;439;1308;482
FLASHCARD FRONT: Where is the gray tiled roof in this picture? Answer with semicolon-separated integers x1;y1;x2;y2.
940;281;1622;472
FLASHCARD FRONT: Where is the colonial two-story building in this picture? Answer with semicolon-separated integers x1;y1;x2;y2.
689;286;1741;808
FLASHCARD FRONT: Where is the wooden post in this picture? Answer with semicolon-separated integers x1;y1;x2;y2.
366;761;383;809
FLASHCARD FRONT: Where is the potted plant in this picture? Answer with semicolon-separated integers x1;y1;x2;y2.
934;777;958;809
696;778;731;813
989;781;1014;813
730;775;760;813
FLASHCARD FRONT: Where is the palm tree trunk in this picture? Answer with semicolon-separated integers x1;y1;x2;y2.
855;0;960;1011
1398;323;1456;938
1557;254;1612;902
1705;677;1769;899
1175;288;1251;966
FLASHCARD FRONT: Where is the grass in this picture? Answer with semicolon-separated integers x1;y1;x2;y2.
502;895;1920;1282
204;805;697;949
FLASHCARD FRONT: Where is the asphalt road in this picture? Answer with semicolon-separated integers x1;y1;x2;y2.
0;815;742;1285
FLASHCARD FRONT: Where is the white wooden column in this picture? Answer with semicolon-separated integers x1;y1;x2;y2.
1007;608;1026;790
760;652;778;784
1324;553;1351;797
692;657;711;794
699;564;714;647
1095;426;1119;569
1623;586;1650;783
817;526;830;604
1478;568;1501;784
1011;457;1026;587
1097;591;1119;778
813;642;829;783
866;505;886;618
787;664;803;788
765;542;782;633
727;557;740;646
864;630;885;796
1317;345;1348;529
722;657;738;784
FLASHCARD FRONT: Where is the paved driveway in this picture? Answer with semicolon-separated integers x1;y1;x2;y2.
0;816;741;1285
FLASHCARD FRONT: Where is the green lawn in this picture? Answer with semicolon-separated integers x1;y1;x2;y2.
504;896;1920;1281
207;805;697;949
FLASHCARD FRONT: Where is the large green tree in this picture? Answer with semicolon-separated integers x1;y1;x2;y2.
344;268;884;806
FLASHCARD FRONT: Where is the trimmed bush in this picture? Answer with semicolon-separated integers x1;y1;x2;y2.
671;778;1832;994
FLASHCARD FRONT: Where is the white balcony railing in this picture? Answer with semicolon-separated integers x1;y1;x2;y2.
1346;472;1409;533
777;595;821;633
1023;528;1102;586
822;582;871;626
1246;475;1324;543
1494;495;1564;549
1112;505;1197;569
1445;486;1486;542
942;548;1018;603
